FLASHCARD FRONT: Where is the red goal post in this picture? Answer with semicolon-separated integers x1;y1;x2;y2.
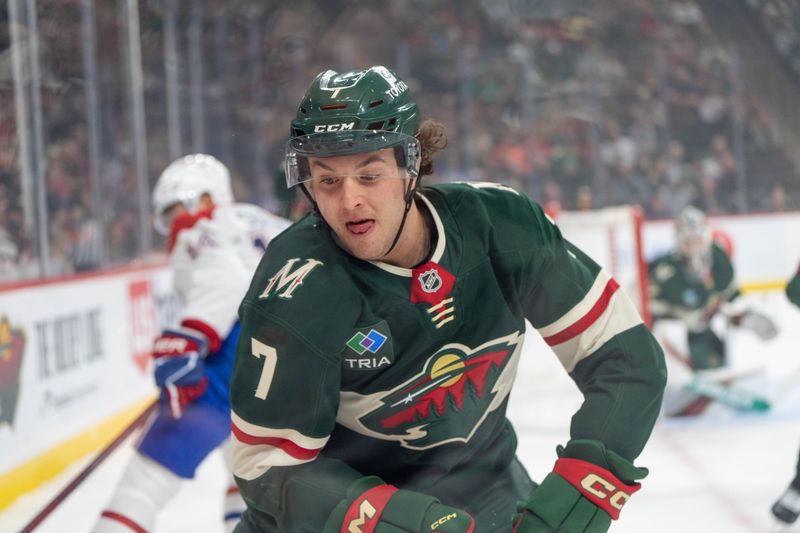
550;205;651;326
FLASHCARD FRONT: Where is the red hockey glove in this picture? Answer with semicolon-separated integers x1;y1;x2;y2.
323;476;474;533
513;440;647;533
152;326;210;418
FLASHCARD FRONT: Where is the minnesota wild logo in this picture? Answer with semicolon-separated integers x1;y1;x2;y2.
342;332;523;450
0;316;26;428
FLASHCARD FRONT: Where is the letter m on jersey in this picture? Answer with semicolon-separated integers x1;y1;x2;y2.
259;258;323;300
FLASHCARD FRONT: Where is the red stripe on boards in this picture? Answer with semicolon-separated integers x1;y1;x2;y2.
544;278;620;346
230;422;321;461
100;510;149;533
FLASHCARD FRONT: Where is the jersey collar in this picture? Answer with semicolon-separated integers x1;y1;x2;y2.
370;192;445;277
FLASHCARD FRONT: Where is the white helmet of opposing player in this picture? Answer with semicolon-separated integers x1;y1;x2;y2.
152;154;234;234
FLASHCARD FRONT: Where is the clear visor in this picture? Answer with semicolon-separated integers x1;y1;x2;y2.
285;130;419;188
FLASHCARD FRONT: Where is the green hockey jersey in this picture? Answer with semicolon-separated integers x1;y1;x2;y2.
230;183;666;532
648;242;738;331
788;264;800;308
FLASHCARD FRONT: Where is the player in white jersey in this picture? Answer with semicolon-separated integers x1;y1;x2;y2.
94;154;290;533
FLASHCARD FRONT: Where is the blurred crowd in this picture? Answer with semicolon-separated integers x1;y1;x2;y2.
0;0;799;282
746;0;800;81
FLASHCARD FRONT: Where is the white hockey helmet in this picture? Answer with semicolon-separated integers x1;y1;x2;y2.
152;153;234;234
675;206;710;245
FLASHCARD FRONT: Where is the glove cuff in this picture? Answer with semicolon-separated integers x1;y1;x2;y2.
339;483;399;533
553;458;640;520
557;439;649;483
325;476;473;533
180;318;221;353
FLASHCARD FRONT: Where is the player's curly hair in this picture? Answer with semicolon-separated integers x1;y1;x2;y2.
417;119;447;177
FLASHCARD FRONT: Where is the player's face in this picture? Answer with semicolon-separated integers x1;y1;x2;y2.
678;233;709;260
160;202;188;232
307;148;412;261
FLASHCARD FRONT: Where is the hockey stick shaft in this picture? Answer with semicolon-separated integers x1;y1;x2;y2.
658;335;770;412
19;398;158;532
658;335;692;369
770;364;800;404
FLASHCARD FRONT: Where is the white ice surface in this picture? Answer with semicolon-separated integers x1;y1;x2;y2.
2;290;799;532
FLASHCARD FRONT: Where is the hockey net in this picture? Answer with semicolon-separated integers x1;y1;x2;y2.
552;205;650;325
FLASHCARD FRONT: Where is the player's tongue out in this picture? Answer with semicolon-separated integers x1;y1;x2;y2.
347;219;374;235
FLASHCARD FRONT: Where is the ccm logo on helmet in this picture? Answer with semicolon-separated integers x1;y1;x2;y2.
580;473;630;511
314;122;355;132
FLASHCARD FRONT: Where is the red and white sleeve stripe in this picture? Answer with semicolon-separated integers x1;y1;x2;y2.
537;270;643;372
231;410;329;480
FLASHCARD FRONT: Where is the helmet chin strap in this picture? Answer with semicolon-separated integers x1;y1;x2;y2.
299;183;317;213
382;175;420;258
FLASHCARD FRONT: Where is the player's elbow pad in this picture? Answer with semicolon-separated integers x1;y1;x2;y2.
322;476;474;533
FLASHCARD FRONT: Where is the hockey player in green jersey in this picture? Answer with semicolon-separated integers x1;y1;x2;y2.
771;263;800;525
648;206;737;370
229;66;667;533
788;268;800;308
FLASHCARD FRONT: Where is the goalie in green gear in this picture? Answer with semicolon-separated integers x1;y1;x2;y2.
648;206;775;371
649;206;734;370
229;65;666;533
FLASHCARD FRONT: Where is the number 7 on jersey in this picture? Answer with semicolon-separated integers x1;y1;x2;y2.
251;338;278;399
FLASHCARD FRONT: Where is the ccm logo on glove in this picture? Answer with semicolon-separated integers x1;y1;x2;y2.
431;513;458;529
553;458;641;519
580;473;630;510
153;336;192;353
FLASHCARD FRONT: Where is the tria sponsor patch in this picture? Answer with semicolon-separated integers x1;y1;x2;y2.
343;321;394;371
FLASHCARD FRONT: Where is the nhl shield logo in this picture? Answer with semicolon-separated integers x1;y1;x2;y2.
410;261;456;306
418;269;442;294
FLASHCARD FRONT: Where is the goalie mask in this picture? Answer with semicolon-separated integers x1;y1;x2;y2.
675;206;712;282
152;154;234;235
